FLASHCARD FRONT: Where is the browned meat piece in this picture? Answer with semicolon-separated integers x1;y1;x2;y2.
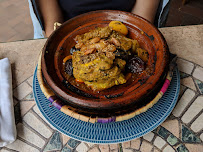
75;42;84;49
89;37;101;44
102;44;116;52
84;48;96;55
110;37;121;47
72;51;126;90
110;31;139;51
74;26;112;43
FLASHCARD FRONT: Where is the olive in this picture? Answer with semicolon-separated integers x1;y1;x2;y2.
65;59;73;75
70;46;79;55
127;56;145;74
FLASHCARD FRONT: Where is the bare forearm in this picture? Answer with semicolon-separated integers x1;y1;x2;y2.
131;0;160;23
39;0;64;37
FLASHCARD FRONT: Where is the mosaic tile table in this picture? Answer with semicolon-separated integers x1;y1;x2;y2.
0;25;202;152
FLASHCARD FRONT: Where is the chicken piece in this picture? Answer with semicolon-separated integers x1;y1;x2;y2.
75;26;112;44
102;44;116;52
115;58;126;71
72;50;126;90
110;31;132;50
84;48;96;55
131;39;140;53
88;42;107;51
75;42;84;49
120;39;132;51
105;51;115;60
89;37;101;44
110;37;121;47
85;74;126;91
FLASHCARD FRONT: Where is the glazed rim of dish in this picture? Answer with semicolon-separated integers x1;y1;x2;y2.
41;10;169;114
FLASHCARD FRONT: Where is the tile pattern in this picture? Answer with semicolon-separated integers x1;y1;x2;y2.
0;57;202;152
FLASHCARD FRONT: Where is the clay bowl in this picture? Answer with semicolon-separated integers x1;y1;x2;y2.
41;10;169;117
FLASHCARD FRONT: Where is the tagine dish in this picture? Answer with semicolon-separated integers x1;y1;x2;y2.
40;10;170;122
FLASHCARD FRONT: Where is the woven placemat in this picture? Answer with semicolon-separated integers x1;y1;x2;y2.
37;51;176;123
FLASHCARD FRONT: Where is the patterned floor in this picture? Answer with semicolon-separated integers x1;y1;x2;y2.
0;0;33;42
0;56;202;152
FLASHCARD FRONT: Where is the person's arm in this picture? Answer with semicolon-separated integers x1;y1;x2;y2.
39;0;64;37
131;0;160;24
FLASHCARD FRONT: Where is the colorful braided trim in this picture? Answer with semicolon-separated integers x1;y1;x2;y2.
37;51;177;123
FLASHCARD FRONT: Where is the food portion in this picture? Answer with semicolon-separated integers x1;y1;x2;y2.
63;21;149;91
109;21;128;35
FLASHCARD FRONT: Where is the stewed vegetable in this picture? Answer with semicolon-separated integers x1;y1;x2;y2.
63;21;149;91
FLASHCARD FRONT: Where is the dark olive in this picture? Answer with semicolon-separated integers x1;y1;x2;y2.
127;56;145;74
65;59;73;75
